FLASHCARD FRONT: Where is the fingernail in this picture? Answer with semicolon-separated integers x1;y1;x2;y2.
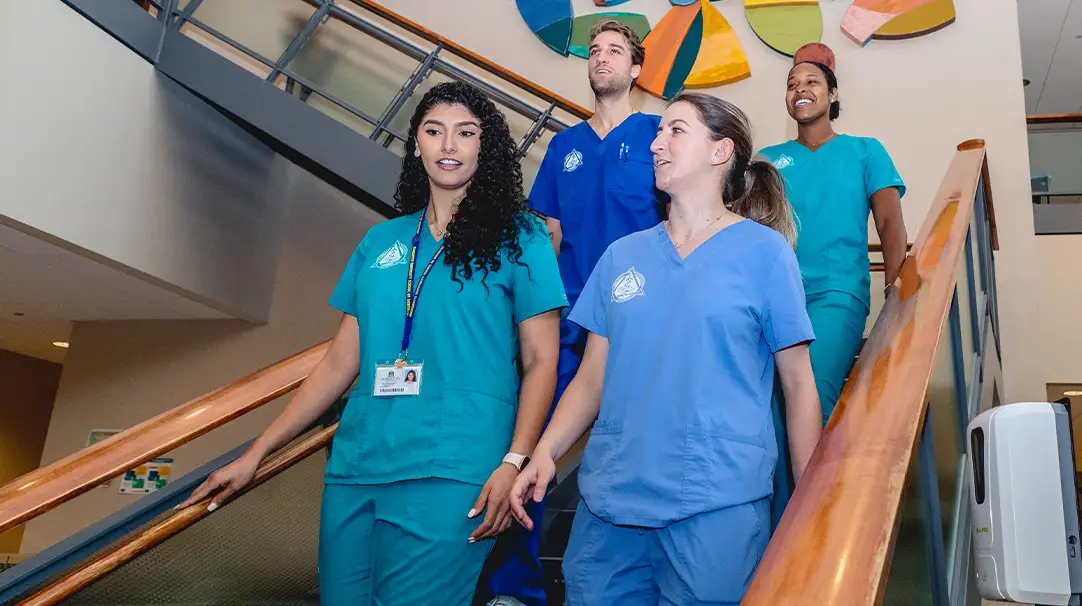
467;508;476;518
207;502;218;513
173;504;180;511
468;537;476;544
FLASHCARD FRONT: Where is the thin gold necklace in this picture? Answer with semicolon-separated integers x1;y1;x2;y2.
667;216;724;249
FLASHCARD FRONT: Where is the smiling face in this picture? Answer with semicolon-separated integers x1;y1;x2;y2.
414;103;482;192
786;62;837;124
588;29;641;98
650;100;734;196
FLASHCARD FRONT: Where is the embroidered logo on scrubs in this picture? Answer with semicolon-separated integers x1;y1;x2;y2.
612;267;646;303
563;149;583;173
772;154;794;170
371;240;408;269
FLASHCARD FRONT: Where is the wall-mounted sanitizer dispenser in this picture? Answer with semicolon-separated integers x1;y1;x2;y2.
968;402;1082;605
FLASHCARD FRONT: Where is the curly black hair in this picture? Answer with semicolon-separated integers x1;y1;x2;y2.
395;81;538;285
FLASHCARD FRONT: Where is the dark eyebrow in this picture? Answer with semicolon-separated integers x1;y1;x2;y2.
589;41;627;52
423;119;480;129
667;119;690;128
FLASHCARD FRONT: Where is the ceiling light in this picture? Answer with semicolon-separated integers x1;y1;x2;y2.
52;341;70;349
1063;390;1082;397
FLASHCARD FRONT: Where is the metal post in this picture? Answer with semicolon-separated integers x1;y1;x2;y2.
177;0;204;25
917;410;952;606
964;231;980;350
948;290;969;445
371;43;444;145
154;0;178;62
517;103;555;158
266;0;332;83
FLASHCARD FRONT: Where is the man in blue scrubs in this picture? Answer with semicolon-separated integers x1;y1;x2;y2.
484;19;664;606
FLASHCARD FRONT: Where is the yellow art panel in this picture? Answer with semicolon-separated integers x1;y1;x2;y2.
685;0;751;88
873;0;955;38
745;0;818;7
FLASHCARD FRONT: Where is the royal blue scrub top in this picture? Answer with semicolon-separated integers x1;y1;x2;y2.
325;212;567;487
529;112;663;307
759;135;905;310
569;221;815;527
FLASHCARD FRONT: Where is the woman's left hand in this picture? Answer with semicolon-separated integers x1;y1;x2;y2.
468;463;519;542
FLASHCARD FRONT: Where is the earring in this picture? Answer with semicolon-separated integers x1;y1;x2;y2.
712;155;719;163
413;148;420;158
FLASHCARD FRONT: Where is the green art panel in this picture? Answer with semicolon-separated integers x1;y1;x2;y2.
663;10;703;101
746;5;823;57
569;12;652;58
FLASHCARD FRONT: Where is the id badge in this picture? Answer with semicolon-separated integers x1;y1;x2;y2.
373;361;423;397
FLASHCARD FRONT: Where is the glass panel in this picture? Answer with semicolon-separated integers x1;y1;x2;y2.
289;14;421;128
303;93;377;139
927;309;965;572
188;0;317;63
523;127;556;195
882;457;934;606
866;269;886;338
61;448;325;604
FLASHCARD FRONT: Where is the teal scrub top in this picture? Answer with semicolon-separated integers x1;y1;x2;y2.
324;211;568;486
759;135;905;310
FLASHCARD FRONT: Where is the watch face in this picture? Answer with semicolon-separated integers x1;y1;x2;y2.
520;457;531;471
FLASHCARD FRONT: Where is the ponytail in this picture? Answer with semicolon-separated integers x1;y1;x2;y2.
724;159;796;246
669;92;797;246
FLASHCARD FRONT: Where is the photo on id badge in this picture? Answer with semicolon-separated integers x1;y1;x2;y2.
373;362;422;396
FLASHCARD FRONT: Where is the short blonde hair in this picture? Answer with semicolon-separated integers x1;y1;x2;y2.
588;20;646;67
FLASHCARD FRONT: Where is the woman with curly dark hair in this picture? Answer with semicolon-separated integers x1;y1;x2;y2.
177;81;567;604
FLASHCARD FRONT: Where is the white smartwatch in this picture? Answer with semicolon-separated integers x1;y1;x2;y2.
502;452;529;471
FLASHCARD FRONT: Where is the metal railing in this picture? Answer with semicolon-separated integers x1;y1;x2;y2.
145;0;588;160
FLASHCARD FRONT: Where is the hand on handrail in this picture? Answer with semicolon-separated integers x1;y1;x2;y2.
174;453;260;512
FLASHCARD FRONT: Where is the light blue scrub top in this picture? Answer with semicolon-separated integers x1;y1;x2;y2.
529;113;664;307
759;135;905;310
325;212;568;487
569;221;815;527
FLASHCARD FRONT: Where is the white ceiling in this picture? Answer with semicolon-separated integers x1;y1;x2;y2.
1019;0;1082;115
0;222;229;363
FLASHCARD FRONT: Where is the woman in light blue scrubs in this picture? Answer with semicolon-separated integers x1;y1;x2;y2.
177;82;568;605
509;93;822;605
759;43;908;531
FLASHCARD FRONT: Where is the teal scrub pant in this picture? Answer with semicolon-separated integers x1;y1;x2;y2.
563;499;769;605
319;479;494;605
769;290;868;531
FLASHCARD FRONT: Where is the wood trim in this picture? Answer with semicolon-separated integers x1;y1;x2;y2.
0;343;328;536
867;243;914;254
20;426;338;605
743;142;987;605
1027;113;1082;125
323;0;592;120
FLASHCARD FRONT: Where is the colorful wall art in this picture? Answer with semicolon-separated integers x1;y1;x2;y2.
516;0;955;99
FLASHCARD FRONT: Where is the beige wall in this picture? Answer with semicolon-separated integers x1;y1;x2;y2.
373;0;1047;402
0;349;61;553
20;162;383;554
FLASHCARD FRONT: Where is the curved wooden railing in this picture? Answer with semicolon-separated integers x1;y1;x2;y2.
743;140;990;605
0;343;329;536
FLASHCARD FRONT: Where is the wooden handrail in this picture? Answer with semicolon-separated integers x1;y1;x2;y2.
20;422;586;602
0;342;328;536
20;425;338;605
313;0;592;120
743;140;988;605
1027;113;1082;125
